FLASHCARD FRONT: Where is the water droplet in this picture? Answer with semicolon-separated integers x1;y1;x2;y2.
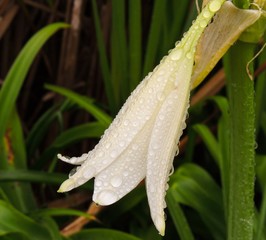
200;20;207;28
119;141;125;147
170;48;183;61
105;142;111;149
158;70;165;75
132;144;139;150
123;171;129;177
97;151;104;157
159;114;165;120
156;92;165;101
95;180;102;187
186;52;193;59
209;0;221;12
203;9;211;18
110;150;117;158
111;176;123;187
96;190;119;205
123;119;130;126
69;166;79;177
83;167;96;179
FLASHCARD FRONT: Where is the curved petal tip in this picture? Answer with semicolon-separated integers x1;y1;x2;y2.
93;190;119;206
154;215;165;236
57;179;76;193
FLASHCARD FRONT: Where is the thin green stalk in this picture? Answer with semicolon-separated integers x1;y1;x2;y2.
223;41;256;240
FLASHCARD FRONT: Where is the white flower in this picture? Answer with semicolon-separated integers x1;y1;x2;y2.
57;0;224;235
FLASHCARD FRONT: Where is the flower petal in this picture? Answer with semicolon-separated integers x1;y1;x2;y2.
92;120;154;205
146;86;190;235
58;41;190;192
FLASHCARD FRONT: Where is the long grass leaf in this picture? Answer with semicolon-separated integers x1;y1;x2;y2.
143;0;166;76
128;0;142;90
166;191;195;240
193;124;221;165
91;0;116;112
26;100;71;158
0;23;68;141
0;200;53;240
111;0;128;104
36;122;106;169
211;96;230;220
71;229;141;240
170;163;225;240
45;84;112;127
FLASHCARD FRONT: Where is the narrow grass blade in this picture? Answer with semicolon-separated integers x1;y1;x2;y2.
91;0;116;112
193;124;221;165
111;0;128;103
0;110;36;211
166;191;195;240
26;100;71;158
0;23;68;141
211;96;230;220
45;84;112;126
36;122;106;169
0;200;54;240
70;229;141;240
128;0;142;91
170;163;225;240
143;0;166;76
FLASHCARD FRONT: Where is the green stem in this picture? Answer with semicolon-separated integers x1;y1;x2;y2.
232;0;250;9
223;41;256;240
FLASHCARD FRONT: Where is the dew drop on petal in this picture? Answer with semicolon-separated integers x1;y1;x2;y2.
69;166;79;178
110;150;117;158
170;48;183;61
95;180;102;187
209;0;222;12
203;9;211;18
123;171;129;177
111;176;123;188
123;119;130;126
200;19;208;28
96;190;119;205
82;167;96;179
186;52;193;59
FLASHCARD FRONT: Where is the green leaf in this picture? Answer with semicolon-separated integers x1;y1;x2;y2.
128;0;142;91
26;100;71;158
0;23;68;141
34;208;94;220
0;110;36;212
193;124;221;165
0;200;54;240
91;0;115;112
143;0;166;76
166;191;195;240
45;84;112;127
37;122;106;169
70;229;141;240
170;163;225;240
211;96;230;220
111;0;128;103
